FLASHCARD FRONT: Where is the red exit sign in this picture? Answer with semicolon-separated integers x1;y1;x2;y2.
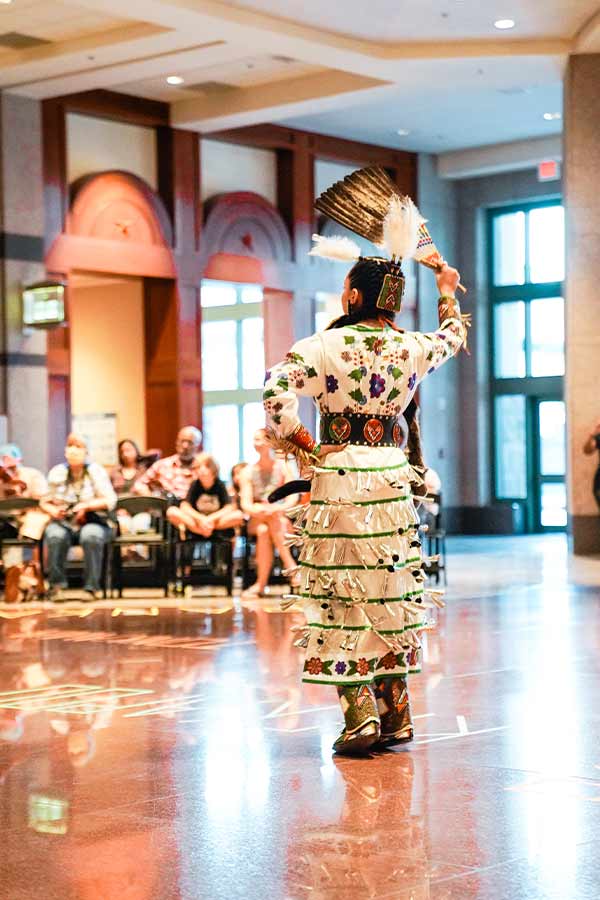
538;159;561;182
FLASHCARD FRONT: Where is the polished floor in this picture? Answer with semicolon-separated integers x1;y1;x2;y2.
1;535;600;899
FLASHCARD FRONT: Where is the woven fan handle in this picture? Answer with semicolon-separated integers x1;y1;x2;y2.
417;257;467;294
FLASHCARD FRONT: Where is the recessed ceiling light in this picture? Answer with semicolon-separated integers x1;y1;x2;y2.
396;129;411;136
166;75;184;85
543;112;561;121
494;18;515;30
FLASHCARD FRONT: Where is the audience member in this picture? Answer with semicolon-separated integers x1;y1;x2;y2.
230;462;248;510
238;428;298;598
0;444;48;570
168;453;244;539
110;440;148;494
583;421;600;509
133;426;202;502
0;444;47;501
41;434;116;600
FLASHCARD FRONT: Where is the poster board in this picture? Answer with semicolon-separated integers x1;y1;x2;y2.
72;413;118;467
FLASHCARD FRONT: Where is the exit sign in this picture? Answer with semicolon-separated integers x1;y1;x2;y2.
538;160;561;182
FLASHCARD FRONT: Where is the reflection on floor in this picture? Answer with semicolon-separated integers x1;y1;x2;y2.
1;535;600;899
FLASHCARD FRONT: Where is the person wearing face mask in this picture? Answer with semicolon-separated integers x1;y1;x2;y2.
40;434;117;600
133;425;202;503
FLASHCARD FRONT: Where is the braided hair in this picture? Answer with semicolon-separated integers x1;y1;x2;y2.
325;257;397;330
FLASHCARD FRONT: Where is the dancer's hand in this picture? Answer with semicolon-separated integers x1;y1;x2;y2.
435;262;460;297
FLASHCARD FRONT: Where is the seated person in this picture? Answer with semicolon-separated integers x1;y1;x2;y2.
230;462;248;511
0;444;48;570
0;444;47;502
110;439;148;495
41;434;117;600
110;440;153;549
238;428;298;598
133;426;201;502
167;454;243;539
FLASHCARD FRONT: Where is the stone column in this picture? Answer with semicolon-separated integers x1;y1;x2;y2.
564;54;600;554
0;94;49;469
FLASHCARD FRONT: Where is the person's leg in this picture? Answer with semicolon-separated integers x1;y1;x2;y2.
43;522;71;588
168;506;212;538
212;508;244;530
266;512;297;573
242;520;273;596
79;523;109;593
333;684;381;756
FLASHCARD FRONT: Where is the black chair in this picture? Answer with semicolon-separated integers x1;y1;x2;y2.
110;495;170;597
423;492;447;585
171;531;235;596
0;498;43;591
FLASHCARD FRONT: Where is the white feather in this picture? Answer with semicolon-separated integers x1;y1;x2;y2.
308;233;361;262
382;196;425;261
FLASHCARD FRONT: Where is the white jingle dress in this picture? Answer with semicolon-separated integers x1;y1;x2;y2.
263;316;464;687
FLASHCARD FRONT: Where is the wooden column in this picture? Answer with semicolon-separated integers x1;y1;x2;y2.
151;128;203;450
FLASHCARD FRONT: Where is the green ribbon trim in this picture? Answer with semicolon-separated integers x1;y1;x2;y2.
310;495;409;508
305;620;426;634
299;554;420;572
318;461;408;473
303;528;406;540
297;589;425;604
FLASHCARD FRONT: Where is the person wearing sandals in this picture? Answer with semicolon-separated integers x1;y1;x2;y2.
262;168;466;756
238;429;299;598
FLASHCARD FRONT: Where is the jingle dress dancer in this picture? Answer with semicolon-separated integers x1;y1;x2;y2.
263;167;467;756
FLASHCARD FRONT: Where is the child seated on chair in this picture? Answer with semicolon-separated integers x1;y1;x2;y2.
167;454;244;540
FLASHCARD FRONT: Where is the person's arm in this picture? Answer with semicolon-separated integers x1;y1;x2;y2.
132;461;159;496
263;333;342;461
412;265;466;384
180;481;203;519
239;468;266;517
28;469;48;501
39;467;67;519
75;464;117;513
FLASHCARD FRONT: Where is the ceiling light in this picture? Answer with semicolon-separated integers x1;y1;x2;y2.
0;1;14;5
543;111;561;121
396;129;411;136
166;75;184;85
494;18;515;30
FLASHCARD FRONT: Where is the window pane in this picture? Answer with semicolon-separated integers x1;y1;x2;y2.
541;482;567;528
202;321;238;391
493;212;525;286
495;395;527;499
241;284;263;304
494;302;526;378
539;401;566;476
203;405;240;479
201;280;237;308
528;206;565;284
241;317;265;389
242;403;266;463
530;297;565;376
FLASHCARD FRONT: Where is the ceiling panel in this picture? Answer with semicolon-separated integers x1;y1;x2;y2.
217;0;597;42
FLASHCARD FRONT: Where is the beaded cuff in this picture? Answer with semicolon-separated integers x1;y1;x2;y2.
288;424;317;453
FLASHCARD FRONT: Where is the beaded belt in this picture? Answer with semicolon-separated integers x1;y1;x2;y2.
320;412;405;448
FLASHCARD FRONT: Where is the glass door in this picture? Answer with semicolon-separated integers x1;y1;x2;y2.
534;399;567;530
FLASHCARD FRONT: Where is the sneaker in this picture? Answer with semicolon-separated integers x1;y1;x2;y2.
83;588;102;601
48;584;68;603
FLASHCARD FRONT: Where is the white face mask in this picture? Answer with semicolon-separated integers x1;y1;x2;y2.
65;446;87;466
